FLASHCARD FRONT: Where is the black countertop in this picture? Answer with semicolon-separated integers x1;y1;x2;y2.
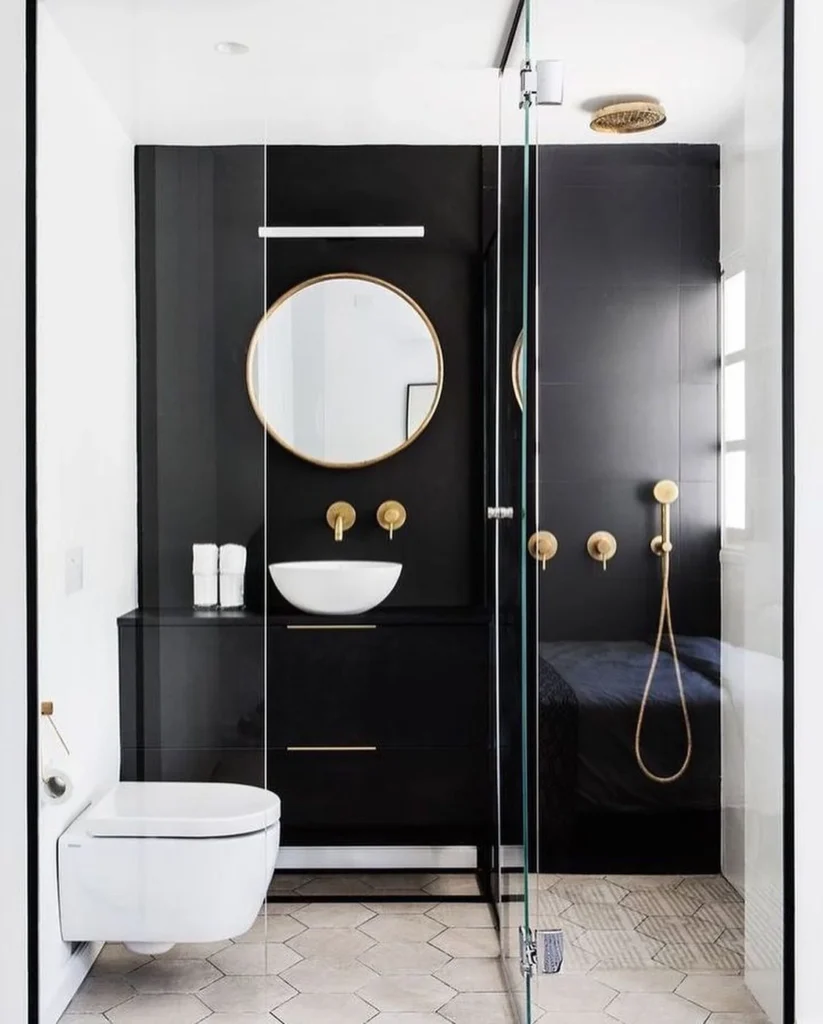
118;607;491;628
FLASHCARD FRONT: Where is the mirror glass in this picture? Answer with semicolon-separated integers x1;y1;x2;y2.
248;274;443;467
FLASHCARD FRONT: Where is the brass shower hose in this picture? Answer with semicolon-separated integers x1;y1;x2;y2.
634;547;693;784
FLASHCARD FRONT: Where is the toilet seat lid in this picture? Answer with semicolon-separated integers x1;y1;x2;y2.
83;782;281;838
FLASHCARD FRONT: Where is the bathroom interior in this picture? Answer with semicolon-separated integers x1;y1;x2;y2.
34;1;787;1023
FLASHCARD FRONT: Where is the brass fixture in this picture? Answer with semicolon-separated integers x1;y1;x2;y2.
636;478;693;784
650;479;679;556
528;530;558;570
590;101;667;134
587;531;618;570
286;746;378;752
326;501;356;541
376;500;407;540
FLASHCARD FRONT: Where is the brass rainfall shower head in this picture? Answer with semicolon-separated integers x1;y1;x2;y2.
590;101;667;134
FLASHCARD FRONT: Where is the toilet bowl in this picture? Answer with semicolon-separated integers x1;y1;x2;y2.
58;781;280;955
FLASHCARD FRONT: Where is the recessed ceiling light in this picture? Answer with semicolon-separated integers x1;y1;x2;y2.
214;41;249;56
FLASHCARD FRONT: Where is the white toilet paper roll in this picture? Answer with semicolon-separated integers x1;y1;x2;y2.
42;766;73;804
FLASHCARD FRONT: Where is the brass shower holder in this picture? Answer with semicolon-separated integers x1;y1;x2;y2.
587;531;617;570
528;530;558;570
376;500;407;540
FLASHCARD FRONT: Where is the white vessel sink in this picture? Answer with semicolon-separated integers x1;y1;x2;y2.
269;560;402;615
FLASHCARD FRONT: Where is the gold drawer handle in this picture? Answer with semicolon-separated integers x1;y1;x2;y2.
286;746;378;752
286;624;377;631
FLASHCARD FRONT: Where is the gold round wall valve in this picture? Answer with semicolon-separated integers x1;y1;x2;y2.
326;501;356;541
376;500;407;540
587;531;618;570
528;531;558;570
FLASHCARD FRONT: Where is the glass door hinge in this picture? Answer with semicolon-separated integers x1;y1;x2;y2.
520;926;564;976
520;63;537;108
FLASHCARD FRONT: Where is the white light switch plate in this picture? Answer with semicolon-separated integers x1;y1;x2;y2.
65;547;84;595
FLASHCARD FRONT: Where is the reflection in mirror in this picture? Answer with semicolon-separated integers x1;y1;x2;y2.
512;331;524;411
247;274;443;467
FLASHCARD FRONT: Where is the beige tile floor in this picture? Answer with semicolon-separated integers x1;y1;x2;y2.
59;873;770;1024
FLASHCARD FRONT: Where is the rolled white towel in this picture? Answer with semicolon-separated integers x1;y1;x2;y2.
219;544;247;574
192;543;219;575
193;574;218;608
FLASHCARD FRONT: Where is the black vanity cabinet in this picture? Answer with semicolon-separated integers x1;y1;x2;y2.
118;610;491;847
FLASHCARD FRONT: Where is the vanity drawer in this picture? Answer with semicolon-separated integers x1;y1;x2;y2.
266;624;489;748
266;748;487;831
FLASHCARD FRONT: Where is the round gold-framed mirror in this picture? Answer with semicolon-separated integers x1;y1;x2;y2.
246;273;444;468
512;331;524;411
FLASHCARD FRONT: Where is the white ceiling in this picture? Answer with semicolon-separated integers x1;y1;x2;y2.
44;0;745;145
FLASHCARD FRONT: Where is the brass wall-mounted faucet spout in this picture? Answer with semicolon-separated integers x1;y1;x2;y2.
326;501;356;541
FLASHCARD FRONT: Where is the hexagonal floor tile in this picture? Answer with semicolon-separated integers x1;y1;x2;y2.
362;902;438;915
129;958;222;993
551;880;628;905
365;1015;445;1024
359;940;450;976
538;1014;621;1024
561;903;644;931
675;976;762;1013
205;1015;280;1024
271;874;315;894
156;940;233;959
677;877;742;904
608;992;711;1024
537;892;574;917
430;927;499;958
209;941;302;975
717;928;744;954
653;942;744;972
704;1016;769;1024
575;930;662;962
533;975;617;1013
281;956;378;994
58;1015;109;1023
65;977;136;1014
426;904;494;928
622;890;703;918
293;904;375;929
363;873;438;891
105;994;212;1023
695;902;745;930
198;975;297;1013
288;927;376;960
274;992;378;1024
589;968;684;993
606;876;683;891
90;944;152;975
637;915;724;945
297;876;375;897
556;945;601;973
439;992;513;1024
357;974;455;1012
422;874;481;897
233;912;306;944
434;957;507;993
359;914;444;944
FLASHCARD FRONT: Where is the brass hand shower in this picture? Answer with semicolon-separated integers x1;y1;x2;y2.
635;480;693;784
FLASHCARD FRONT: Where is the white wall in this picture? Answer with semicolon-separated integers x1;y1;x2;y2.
0;0;30;1018
719;2;785;1021
794;0;823;1020
37;9;137;1021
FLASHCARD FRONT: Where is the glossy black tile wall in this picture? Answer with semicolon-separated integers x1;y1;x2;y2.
136;146;486;612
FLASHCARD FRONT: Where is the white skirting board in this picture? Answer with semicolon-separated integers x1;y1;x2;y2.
276;846;477;871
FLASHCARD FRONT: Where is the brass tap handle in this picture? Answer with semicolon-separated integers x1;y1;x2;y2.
528;531;558;570
376;500;407;540
326;501;356;542
587;531;618;571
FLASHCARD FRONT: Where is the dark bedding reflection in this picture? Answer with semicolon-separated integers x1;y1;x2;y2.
538;638;721;814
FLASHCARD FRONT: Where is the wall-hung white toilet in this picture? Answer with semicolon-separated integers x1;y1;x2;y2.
58;781;280;954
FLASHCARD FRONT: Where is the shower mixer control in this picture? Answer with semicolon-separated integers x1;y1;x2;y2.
587;531;617;570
